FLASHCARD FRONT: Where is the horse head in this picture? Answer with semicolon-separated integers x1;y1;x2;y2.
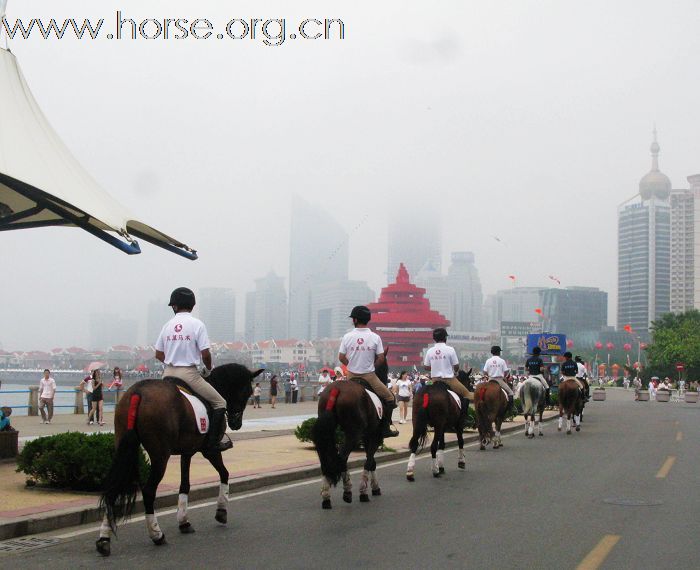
209;364;263;430
457;369;474;391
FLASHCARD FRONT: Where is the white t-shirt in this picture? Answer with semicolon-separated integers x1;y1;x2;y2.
576;362;587;378
155;312;210;367
396;379;412;398
339;328;384;374
423;343;459;378
483;355;509;378
39;377;56;399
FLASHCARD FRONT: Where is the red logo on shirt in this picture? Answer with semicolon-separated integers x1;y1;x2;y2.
435;350;441;355
357;338;364;345
174;324;183;333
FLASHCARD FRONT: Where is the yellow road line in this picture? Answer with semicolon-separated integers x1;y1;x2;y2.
676;431;683;442
656;456;676;478
577;535;621;570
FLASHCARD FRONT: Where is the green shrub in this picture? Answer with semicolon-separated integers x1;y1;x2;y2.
17;432;150;491
294;417;344;445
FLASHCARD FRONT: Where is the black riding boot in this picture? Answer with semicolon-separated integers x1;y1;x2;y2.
507;394;514;412
459;398;469;430
545;389;551;406
381;401;399;439
207;408;233;452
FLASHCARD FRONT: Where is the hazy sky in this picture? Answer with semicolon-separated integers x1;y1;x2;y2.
2;0;699;350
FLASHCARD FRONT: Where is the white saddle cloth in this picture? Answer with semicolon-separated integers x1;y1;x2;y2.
447;389;461;409
178;387;209;434
365;389;383;419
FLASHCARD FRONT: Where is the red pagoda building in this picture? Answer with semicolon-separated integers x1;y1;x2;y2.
368;263;449;368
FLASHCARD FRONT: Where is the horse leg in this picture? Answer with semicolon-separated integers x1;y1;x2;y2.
494;416;504;448
457;429;466;469
558;408;563;431
437;429;446;474
430;432;440;477
566;413;572;434
575;412;581;432
142;456;168;545
360;437;380;501
321;477;333;509
340;435;355;504
203;450;230;524
407;431;419;481
177;454;195;533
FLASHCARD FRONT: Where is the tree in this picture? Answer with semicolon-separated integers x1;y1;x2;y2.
646;310;700;379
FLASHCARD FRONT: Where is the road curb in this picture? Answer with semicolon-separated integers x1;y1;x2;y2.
0;413;558;541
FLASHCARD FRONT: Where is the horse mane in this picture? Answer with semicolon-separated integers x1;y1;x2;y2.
208;363;258;401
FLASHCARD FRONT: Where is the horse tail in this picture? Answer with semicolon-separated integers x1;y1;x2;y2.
99;393;143;532
521;382;534;416
312;388;343;486
475;392;493;438
412;392;431;451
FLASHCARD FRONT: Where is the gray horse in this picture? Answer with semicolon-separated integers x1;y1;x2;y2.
520;378;545;438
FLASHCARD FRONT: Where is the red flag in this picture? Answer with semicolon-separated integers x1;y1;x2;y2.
508;275;516;281
623;324;632;333
534;308;543;315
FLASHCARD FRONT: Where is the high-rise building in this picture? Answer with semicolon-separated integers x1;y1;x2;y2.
288;196;348;339
496;287;544;325
198;288;236;342
89;313;138;350
617;131;671;334
669;174;700;313
415;260;449;319
309;280;375;339
387;209;442;279
146;300;172;345
447;252;483;331
541;287;608;336
246;271;288;342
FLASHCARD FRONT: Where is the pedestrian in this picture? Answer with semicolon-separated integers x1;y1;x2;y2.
284;377;292;404
291;376;299;403
38;368;56;424
395;371;412;424
76;374;94;422
90;369;105;426
253;383;262;408
269;374;278;408
107;367;123;391
0;406;14;431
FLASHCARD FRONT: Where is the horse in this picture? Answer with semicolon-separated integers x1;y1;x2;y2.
95;364;262;557
557;378;584;434
474;379;509;450
406;370;473;481
311;357;390;509
520;378;545;438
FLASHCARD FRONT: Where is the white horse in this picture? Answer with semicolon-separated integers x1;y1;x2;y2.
520;377;545;439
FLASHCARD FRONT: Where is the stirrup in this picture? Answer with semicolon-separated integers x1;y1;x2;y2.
383;423;399;438
210;433;233;452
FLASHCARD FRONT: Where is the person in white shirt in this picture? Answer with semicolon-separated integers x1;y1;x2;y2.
395;371;413;424
38;368;56;424
483;346;514;407
318;371;331;396
423;328;473;401
339;305;398;438
574;356;590;401
155;287;231;452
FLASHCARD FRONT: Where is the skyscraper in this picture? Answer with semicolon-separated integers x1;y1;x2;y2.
617;131;671;334
447;252;483;331
288;196;348;339
669;174;700;313
309;280;375;339
246;271;288;342
146;300;172;345
198;288;236;342
387;209;442;279
415;260;449;320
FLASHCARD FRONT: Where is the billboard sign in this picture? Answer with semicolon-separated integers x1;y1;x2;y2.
527;333;567;355
501;321;538;337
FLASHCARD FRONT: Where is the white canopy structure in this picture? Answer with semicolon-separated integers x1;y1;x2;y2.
0;44;198;259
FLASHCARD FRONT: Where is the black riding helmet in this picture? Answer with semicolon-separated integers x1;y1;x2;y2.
532;346;541;355
349;305;371;323
491;345;502;355
433;328;448;342
168;287;196;310
563;351;573;359
574;355;583;363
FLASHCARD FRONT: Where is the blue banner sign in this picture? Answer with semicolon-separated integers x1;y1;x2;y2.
527;333;567;355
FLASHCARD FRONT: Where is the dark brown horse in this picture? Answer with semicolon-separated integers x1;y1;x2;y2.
96;364;262;557
474;380;509;450
406;370;473;481
312;359;389;509
558;378;584;434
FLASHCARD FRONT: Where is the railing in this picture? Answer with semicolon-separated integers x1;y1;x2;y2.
0;387;124;415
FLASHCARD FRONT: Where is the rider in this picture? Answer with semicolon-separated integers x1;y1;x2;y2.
525;346;550;404
423;328;473;420
339;305;398;439
483;346;514;409
155;287;231;452
561;352;585;399
574;356;590;401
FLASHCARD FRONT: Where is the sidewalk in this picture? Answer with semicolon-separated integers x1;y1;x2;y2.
0;403;558;540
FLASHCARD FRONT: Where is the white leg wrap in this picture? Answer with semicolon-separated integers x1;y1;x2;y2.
437;449;445;468
432;457;439;474
177;493;189;524
321;477;331;500
370;470;379;491
99;515;112;539
360;470;369;494
407;453;417;472
217;483;229;510
575;415;581;426
528;422;533;436
567;419;571;432
458;449;465;463
558;417;563;429
342;471;352;492
145;514;163;541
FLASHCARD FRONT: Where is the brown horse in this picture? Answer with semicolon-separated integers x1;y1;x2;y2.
406;370;473;481
558;378;584;434
312;359;389;509
96;364;262;557
474;380;509;450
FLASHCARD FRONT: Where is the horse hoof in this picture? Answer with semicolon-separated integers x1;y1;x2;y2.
179;522;195;534
458;461;465;470
439;467;445;474
322;499;332;509
576;426;580;432
96;538;111;557
539;433;544;437
372;488;381;496
566;430;571;435
215;509;227;524
152;533;167;546
433;472;440;478
479;445;485;451
342;491;352;503
557;427;562;431
407;474;415;482
359;494;370;503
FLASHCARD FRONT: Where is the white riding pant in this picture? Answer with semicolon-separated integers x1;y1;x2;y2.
529;374;549;391
491;376;514;397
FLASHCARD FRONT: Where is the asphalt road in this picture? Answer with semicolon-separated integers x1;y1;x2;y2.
4;390;698;569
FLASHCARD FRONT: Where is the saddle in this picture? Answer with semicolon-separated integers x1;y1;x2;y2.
165;377;212;434
487;379;510;400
